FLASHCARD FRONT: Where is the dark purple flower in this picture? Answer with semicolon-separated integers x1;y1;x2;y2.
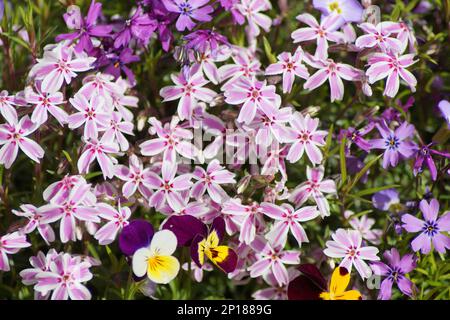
287;264;327;300
162;0;214;32
346;155;369;183
55;0;112;53
162;214;207;246
99;48;140;85
371;248;417;300
372;189;400;211
119;219;154;256
413;142;450;181
339;123;374;152
184;29;229;58
114;6;156;48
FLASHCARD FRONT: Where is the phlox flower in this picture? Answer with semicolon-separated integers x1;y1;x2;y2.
218;49;261;90
0;232;31;271
0;90;21;124
437;100;450;127
100;48;140;85
39;181;100;243
184;29;230;58
191;46;230;85
291;13;344;60
248;236;300;286
284;112;328;164
261;203;320;247
235;0;272;36
0;115;45;169
339;123;374;152
132;229;180;284
114;154;154;199
77;134;119;179
94;202;131;245
371;248;417;300
370;121;417;169
252;268;300;300
401;199;450;254
12;204;55;244
29;44;96;93
43;174;87;204
346;212;382;245
101;111;134;151
265;48;309;94
114;6;156;48
324;228;380;279
388;21;417;53
261;145;288;181
182;262;213;282
191;159;236;204
366;51;417;98
313;0;363;27
24;84;68;125
355;22;403;53
109;77;139;122
160;67;216;120
34;252;94;300
162;0;214;32
250;107;293;147
78;73;121;101
413;143;450;181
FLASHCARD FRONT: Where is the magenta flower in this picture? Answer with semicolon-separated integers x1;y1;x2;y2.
12;204;55;244
114;6;156;48
115;154;154;199
313;0;363;27
160;67;216;120
101;111;134;151
224;76;280;124
291;13;344;60
162;0;214;31
261;203;320;247
370;121;417;169
191;159;236;203
284;112;328;164
289;166;337;217
0;115;45;169
402;199;450;254
339;124;374;152
145;161;193;212
39;181;100;243
34;253;94;300
68;93;110;140
94;202;131;245
29;44;96;93
366;52;417;98
371;248;417;300
304;54;361;102
0;90;21;124
355;22;403;53
265;48;309;93
235;0;272;36
0;232;31;271
324;228;380;279
413;143;450;181
248;236;300;286
77;135;119;179
24;84;68;125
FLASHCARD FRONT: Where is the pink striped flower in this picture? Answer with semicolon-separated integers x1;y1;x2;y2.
265;48;309;93
251;107;293;147
291;13;344;60
68;93;110;140
261;203;320;247
94;202;131;245
248;236;300;286
0;90;21;124
304;54;361;102
224;76;280;124
0;115;45;169
252;267;300;300
289;166;336;217
219;49;261;90
114;154;154;199
235;0;272;36
24;84;68;126
0;232;31;271
324;228;380;279
285;112;328;164
160;67;216;120
191;159;236;203
101;111;134;151
12;204;55;244
43;175;86;204
355;22;403;53
77;135;119;179
366;52;417;98
39;181;100;243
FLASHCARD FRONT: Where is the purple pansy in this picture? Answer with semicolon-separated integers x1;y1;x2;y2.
119;219;155;256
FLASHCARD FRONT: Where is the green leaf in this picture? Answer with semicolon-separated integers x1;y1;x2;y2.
0;32;31;51
339;136;347;187
354;184;400;197
263;36;277;64
344;154;382;194
85;171;103;180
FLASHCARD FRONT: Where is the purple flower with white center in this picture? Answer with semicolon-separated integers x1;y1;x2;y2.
261;203;320;247
402;199;450;254
291;13;344;60
101;111;134;151
248;236;300;286
77;134;119;179
284;112;328;164
29;44;96;93
235;0;272;36
324;228;380;279
313;0;364;27
12;204;55;244
252;267;300;300
265;47;309;93
372;188;400;211
160;67;217;120
114;6;156;48
162;0;214;31
145;161;193;212
94;202;131;245
224;76;280;125
39;181;100;243
56;1;112;53
0;115;45;169
437;100;450;127
413;143;450;181
68;93;110;140
0;232;31;271
191;159;236;204
370;121;418;169
366;52;417;98
34;252;94;300
24;84;68;126
0;90;21;124
289;166;337;217
140;117;200;162
114;154;154;199
355;22;403;53
303;54;361;102
371;248;417;300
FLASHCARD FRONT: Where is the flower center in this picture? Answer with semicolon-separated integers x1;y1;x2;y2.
423;221;439;236
328;1;342;14
385;136;399;150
